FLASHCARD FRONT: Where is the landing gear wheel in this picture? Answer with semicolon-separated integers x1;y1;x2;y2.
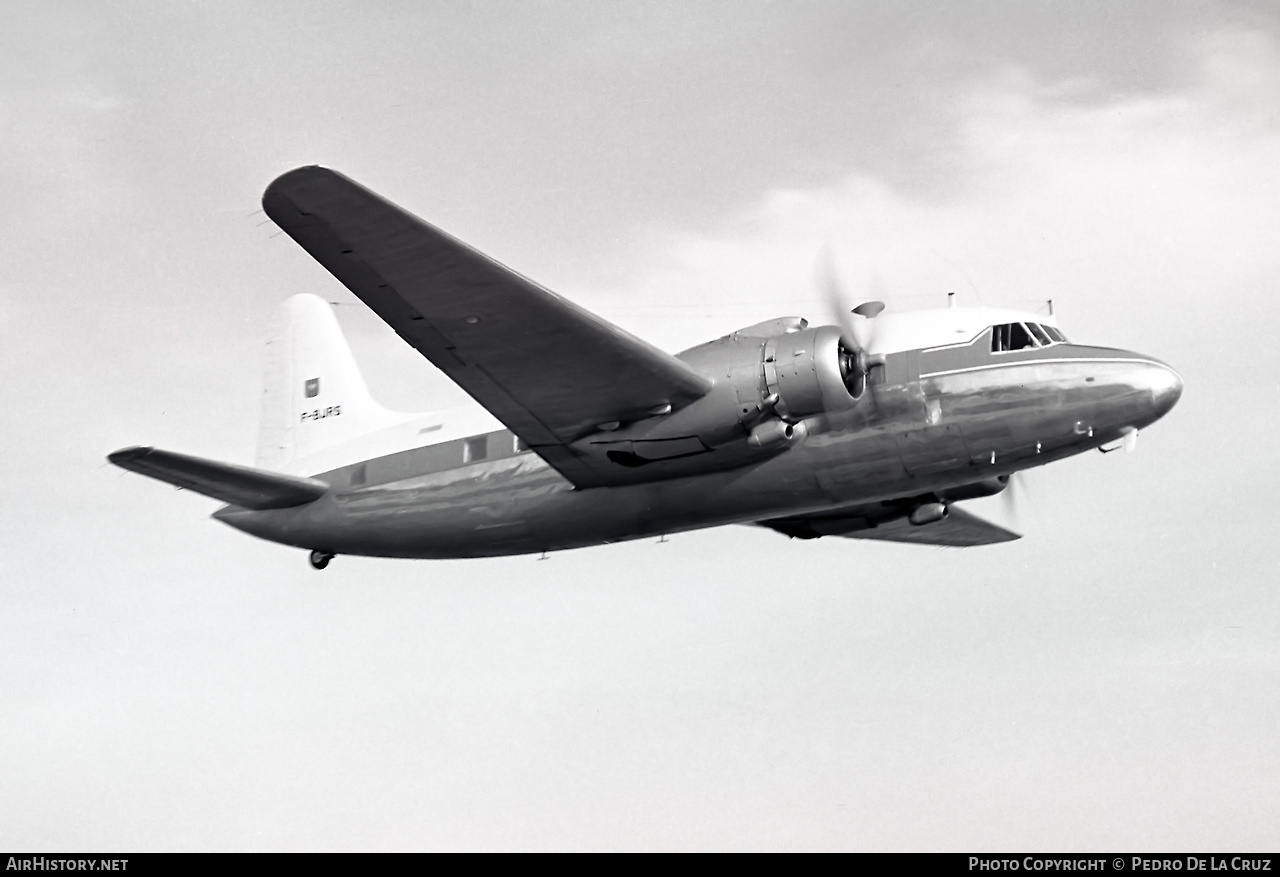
309;550;334;570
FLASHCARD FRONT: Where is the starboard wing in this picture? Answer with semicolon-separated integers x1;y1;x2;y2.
109;446;329;510
758;504;1020;547
262;166;714;489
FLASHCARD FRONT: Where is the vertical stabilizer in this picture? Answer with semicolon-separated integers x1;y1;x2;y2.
257;294;417;473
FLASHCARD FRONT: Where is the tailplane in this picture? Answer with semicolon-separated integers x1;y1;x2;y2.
109;446;328;510
110;295;430;505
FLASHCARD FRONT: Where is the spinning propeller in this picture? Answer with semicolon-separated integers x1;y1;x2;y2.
817;246;885;397
999;472;1022;524
998;470;1046;533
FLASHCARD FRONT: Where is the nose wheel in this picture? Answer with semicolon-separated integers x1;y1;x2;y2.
308;550;335;570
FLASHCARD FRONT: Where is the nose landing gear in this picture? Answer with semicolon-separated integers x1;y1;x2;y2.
309;550;335;570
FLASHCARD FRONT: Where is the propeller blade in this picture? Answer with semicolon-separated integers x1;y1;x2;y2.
848;301;884;359
815;246;885;396
817;244;856;336
999;471;1027;529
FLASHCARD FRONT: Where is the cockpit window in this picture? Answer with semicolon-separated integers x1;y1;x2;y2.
992;321;1068;352
992;324;1009;351
992;322;1037;352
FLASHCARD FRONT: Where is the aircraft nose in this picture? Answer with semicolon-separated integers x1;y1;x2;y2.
1140;358;1183;421
1151;361;1183;416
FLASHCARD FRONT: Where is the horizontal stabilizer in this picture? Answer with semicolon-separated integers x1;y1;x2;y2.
108;446;329;510
758;504;1019;547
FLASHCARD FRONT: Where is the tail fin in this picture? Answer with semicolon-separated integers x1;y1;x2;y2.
257;294;416;473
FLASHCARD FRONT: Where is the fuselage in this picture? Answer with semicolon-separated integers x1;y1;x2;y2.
215;308;1182;558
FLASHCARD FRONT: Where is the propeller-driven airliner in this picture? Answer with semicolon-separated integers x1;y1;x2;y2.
110;167;1182;568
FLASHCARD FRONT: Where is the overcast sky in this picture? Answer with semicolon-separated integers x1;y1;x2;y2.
3;0;1278;851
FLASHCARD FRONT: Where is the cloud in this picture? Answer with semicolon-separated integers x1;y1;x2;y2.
594;26;1280;364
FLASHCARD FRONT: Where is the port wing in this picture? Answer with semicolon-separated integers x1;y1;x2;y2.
262;166;713;488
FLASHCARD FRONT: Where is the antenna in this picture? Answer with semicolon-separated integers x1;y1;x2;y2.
948;292;956;309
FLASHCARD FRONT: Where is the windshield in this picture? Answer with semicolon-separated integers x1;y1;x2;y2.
991;322;1068;352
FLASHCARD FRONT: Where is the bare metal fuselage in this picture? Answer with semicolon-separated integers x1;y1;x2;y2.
215;342;1182;558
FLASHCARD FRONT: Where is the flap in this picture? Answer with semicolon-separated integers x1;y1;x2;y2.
261;166;714;488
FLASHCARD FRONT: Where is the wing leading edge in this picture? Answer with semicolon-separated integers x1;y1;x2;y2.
262;166;713;488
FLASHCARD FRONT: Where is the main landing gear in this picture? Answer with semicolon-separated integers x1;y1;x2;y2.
309;550;335;570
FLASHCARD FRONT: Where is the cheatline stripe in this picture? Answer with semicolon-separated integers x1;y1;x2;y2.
922;356;1160;379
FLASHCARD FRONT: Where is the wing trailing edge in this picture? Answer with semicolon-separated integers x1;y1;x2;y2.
108;446;329;510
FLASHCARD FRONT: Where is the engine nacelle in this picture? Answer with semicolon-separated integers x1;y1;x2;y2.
574;320;872;476
762;324;861;422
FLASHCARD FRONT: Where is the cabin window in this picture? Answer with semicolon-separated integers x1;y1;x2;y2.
463;436;487;463
991;322;1039;352
1042;325;1067;343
